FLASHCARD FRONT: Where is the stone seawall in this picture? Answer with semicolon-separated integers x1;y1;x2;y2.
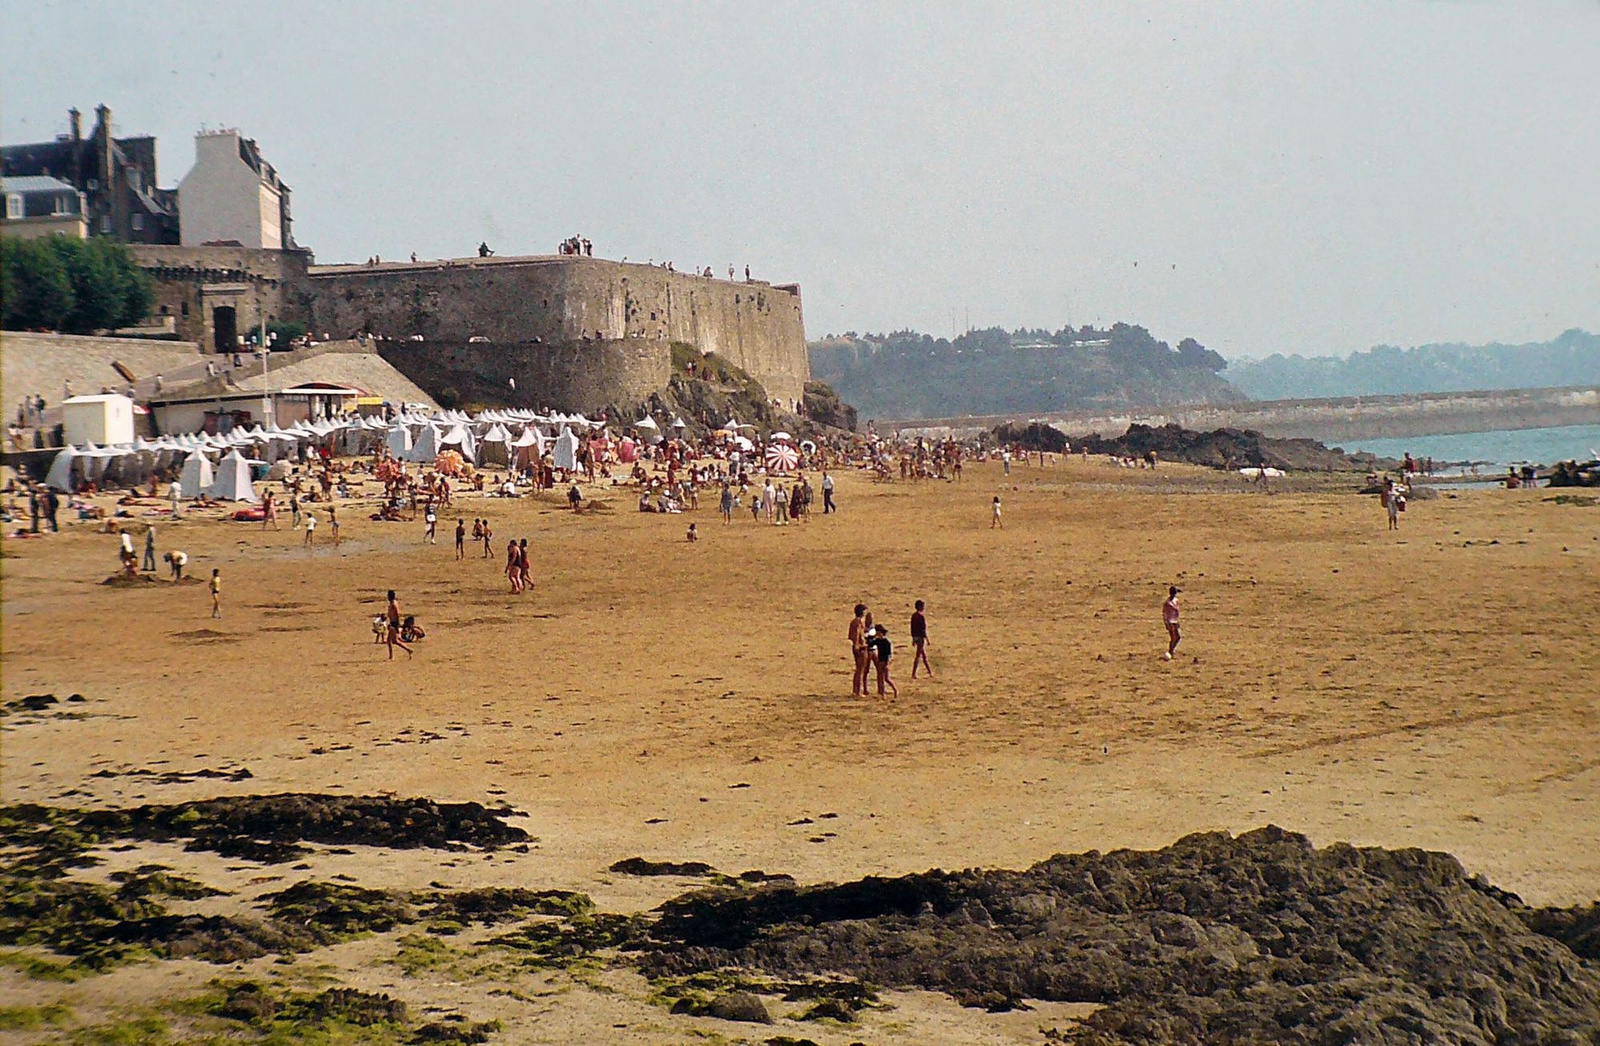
375;339;671;415
304;256;808;406
886;386;1600;443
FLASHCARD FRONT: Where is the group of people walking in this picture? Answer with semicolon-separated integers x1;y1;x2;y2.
847;600;934;699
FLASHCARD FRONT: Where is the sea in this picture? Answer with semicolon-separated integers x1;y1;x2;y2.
1337;423;1600;469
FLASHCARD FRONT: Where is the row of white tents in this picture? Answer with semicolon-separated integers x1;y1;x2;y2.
39;406;704;496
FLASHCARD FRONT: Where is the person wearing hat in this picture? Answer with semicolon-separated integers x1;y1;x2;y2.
1162;585;1181;660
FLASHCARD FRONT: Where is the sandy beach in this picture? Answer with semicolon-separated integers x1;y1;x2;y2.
3;459;1596;1042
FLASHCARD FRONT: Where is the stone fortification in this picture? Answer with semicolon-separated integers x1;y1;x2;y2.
374;339;670;415
302;256;809;407
130;244;310;351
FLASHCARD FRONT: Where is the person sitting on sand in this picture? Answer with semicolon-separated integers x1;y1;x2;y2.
400;615;426;643
686;522;698;542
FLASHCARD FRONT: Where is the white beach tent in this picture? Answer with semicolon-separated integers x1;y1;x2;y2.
44;446;80;491
406;424;441;464
208;450;259;502
386;422;413;457
552;427;579;471
439;424;477;462
179;449;215;498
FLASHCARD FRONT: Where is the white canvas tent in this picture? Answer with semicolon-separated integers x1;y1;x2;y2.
552;427;579;471
406;424;440;464
179;449;215;498
208;450;259;502
44;446;79;492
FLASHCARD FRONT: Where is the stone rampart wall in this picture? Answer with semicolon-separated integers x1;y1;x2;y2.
303;256;808;405
375;338;671;415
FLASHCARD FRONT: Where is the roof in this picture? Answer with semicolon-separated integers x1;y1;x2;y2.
63;393;133;405
153;344;438;410
1;175;78;194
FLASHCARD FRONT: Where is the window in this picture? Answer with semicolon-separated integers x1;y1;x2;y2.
181;301;189;317
131;214;144;231
100;215;111;233
53;194;70;215
4;195;20;219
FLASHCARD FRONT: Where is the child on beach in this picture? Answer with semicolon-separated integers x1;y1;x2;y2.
455;518;467;560
210;568;222;619
481;519;493;556
1162;586;1181;660
991;495;1002;528
910;600;931;678
686;522;698;542
869;625;898;698
303;512;316;546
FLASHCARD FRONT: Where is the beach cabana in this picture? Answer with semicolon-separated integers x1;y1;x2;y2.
208;450;259;502
44;446;80;491
552;427;579;471
179;449;215;498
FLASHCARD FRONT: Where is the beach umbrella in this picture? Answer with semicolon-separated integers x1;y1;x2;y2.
672;417;687;429
770;431;794;442
766;443;799;471
635;416;659;431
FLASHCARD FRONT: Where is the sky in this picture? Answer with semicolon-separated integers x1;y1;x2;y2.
4;1;1597;361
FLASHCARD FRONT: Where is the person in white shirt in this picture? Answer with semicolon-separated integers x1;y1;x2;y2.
303;512;317;546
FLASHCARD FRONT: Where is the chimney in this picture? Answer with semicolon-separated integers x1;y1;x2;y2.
69;108;82;141
95;104;114;236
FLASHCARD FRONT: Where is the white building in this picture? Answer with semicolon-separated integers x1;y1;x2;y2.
176;129;292;249
62;394;135;446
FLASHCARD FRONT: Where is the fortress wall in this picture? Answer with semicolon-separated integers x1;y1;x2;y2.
375;339;670;415
302;257;808;405
131;245;311;349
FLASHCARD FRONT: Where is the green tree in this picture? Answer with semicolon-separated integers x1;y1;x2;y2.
1;237;76;331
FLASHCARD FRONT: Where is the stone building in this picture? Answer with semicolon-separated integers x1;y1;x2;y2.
1;175;88;240
177;129;294;250
0;105;179;244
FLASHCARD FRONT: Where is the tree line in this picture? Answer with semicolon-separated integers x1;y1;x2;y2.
1;236;154;334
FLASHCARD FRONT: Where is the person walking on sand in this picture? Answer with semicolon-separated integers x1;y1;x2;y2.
481;518;493;557
303;512;316;547
328;504;340;546
506;539;522;593
424;506;437;543
720;482;734;524
517;538;532;592
142;525;157;572
1383;478;1401;531
910;600;932;679
385;589;412;660
455;518;467;560
822;471;836;514
991;495;1002;529
210;568;222;619
849;603;869;697
262;489;278;530
289;491;301;529
168;481;182;520
869;625;898;698
1162;585;1181;660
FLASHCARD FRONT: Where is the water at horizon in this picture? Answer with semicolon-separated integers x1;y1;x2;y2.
1337;423;1600;468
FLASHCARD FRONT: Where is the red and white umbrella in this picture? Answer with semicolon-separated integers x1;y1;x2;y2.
765;443;799;471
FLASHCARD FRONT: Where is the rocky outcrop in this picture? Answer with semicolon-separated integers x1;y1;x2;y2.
640;826;1600;1044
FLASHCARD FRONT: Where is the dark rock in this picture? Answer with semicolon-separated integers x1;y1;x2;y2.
705;991;773;1024
218;982;280;1022
294;988;407;1026
17;695;58;711
639;826;1600;1044
798;998;857;1022
1071;423;1392;471
611;857;716;877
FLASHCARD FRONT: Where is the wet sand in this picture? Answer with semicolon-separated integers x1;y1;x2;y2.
3;459;1596;1042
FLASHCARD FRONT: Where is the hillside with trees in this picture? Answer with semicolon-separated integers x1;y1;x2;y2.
808;324;1242;420
1223;329;1600;400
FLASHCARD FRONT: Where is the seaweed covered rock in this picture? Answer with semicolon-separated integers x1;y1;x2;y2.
639;826;1600;1044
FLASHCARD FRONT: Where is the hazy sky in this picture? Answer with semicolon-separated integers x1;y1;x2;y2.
4;1;1596;359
